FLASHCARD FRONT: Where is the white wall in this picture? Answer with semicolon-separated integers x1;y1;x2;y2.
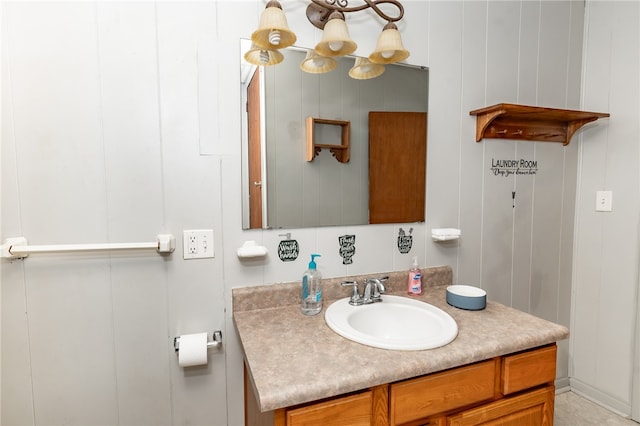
571;0;640;418
1;2;231;425
1;1;597;425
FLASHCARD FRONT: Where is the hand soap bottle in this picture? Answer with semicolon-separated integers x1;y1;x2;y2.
301;254;322;315
407;256;422;296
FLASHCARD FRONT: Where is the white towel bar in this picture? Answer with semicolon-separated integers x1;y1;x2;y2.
1;234;175;259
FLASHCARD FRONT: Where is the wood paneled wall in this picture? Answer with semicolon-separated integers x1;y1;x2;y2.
5;1;624;425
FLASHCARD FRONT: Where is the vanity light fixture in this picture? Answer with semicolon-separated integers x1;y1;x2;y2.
369;22;409;64
244;1;296;66
250;1;297;51
246;0;410;80
348;57;385;79
244;43;284;66
300;50;338;73
313;11;357;57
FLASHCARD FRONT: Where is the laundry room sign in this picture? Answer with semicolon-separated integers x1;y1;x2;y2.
490;158;538;177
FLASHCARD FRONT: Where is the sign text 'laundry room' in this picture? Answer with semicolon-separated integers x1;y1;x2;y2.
490;158;538;177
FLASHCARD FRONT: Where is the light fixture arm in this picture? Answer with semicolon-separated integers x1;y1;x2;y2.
307;0;404;29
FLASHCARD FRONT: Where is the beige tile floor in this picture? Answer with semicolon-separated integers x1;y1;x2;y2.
555;392;639;425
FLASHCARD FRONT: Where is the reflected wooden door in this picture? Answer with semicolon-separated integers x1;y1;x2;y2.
247;68;263;229
369;112;427;224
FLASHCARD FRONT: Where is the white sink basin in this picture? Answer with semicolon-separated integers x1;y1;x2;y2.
325;295;458;351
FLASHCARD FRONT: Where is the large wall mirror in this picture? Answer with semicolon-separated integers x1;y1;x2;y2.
240;39;428;230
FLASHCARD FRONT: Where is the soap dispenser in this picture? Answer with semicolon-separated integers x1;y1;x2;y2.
407;256;422;295
301;254;322;316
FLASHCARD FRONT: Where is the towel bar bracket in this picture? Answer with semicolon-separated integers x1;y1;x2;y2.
1;237;28;259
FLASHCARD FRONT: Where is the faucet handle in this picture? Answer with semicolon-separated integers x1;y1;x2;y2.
340;280;361;304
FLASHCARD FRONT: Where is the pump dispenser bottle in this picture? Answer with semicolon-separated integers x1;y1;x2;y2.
407;256;422;295
301;254;323;315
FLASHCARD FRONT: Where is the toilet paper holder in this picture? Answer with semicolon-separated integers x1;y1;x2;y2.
173;330;223;352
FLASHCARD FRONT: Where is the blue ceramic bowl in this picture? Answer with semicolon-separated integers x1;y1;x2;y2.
446;285;487;310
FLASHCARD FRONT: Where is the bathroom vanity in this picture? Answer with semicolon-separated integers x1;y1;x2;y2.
233;266;568;426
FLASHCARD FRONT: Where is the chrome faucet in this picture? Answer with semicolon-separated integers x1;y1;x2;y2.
340;276;388;306
363;277;386;303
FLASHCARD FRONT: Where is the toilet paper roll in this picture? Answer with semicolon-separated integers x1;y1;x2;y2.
178;332;208;367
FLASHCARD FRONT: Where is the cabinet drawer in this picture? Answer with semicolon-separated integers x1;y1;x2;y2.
447;385;554;426
286;391;372;426
390;359;498;425
501;344;557;395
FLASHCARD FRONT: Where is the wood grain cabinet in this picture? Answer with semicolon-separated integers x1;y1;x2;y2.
279;386;389;426
446;386;555;426
389;359;498;425
249;344;558;426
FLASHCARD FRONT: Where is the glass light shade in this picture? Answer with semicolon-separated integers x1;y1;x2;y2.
348;57;385;80
300;51;337;74
314;13;357;57
369;23;410;64
251;0;297;50
244;44;284;66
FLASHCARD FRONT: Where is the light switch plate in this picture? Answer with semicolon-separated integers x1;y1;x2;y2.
596;190;613;212
183;229;215;259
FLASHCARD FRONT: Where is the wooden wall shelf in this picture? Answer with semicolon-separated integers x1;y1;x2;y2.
306;117;350;163
469;103;609;146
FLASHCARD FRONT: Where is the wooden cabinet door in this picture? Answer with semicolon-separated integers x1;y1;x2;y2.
369;111;427;224
446;386;554;426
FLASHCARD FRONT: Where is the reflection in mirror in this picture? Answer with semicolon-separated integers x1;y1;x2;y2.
240;39;428;230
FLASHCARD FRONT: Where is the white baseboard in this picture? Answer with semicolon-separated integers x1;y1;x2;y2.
569;378;632;419
555;377;570;394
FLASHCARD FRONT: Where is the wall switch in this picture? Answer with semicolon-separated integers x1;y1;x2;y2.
595;190;613;212
183;229;215;259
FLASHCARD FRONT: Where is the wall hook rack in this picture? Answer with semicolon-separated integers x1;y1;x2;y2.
470;103;609;146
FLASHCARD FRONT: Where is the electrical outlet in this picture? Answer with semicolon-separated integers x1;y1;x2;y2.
187;234;197;254
595;190;613;212
183;229;215;259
